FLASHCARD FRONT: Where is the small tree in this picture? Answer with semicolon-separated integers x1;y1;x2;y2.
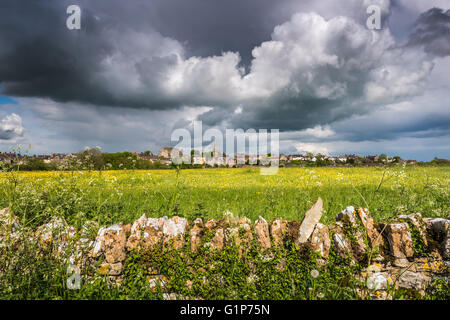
393;155;402;163
378;153;388;163
77;147;104;170
143;150;153;156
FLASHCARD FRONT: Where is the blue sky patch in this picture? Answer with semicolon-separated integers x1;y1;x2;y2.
0;96;18;105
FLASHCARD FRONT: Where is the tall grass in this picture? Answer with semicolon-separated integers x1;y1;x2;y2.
0;166;448;300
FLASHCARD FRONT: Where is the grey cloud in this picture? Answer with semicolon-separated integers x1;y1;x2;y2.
278;85;450;145
407;8;450;56
0;0;277;106
0;0;394;112
199;11;433;131
16;97;212;154
86;0;381;65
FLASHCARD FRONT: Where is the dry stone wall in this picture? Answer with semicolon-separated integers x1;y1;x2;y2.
0;198;449;299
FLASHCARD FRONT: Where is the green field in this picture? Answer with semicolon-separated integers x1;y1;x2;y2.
1;166;448;228
1;166;449;300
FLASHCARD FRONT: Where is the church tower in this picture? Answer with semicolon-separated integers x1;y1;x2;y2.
213;138;218;158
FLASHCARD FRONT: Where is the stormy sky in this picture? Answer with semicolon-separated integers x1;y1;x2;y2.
0;0;449;160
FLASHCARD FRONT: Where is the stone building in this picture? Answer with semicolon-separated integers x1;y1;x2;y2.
158;147;182;160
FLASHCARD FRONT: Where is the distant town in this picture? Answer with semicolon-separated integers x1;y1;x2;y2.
0;143;448;171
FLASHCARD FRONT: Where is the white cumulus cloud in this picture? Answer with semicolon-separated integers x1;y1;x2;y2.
0;113;24;142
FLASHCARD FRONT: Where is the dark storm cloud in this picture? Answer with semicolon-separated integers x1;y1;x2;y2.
86;0;375;65
0;0;190;110
0;0;448;145
407;8;450;56
108;0;281;65
0;0;293;108
0;0;393;113
198;9;434;131
0;1;116;106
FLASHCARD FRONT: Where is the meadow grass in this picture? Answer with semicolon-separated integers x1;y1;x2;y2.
1;166;449;300
1;166;448;228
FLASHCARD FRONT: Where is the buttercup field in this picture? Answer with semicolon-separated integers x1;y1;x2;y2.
1;167;448;228
1;164;449;300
